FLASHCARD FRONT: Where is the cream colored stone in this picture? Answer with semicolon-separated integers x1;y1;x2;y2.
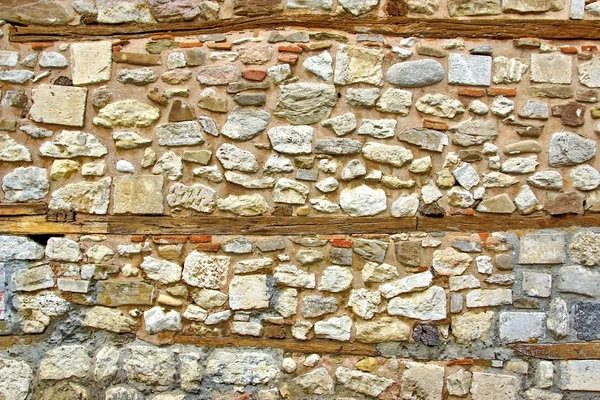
70;41;112;85
30;84;87;127
112;175;164;214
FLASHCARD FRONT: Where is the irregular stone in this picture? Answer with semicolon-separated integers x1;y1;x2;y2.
19;125;53;139
315;138;362;155
578;58;600;88
519;100;549;119
40;130;108;158
502;0;563;12
302;295;338;318
295;367;334;395
501;156;539;174
515;185;542;214
523;271;552;297
355;316;410;343
39;345;91;380
334;45;383;86
217;194;270;216
274;264;316;288
39;52;68;69
49;178;111;214
0;0;75;25
388;286;446;320
338;0;379;14
0;358;32;400
205;349;280;385
113;175;163;214
156;121;204;146
274;82;337;124
335;367;394;397
82;306;137;333
470;99;489;115
2;166;49;201
379;271;433;299
0;70;34;84
12;264;54;292
376;89;412;115
116;67;157;85
452;311;495;343
432;247;472;276
190;289;228;308
147;0;201;22
273;178;309;204
391;193;420;217
183;251;229;289
140;256;182;284
499;311;546;342
340;184;387;216
303;51;333;80
30;84;87;127
362;142;413;167
448;53;492;86
93;100;160;128
570;164;600;191
222;107;270;141
267;126;313;154
528;170;563;190
476;193;516;214
531;54;572;84
490;96;515;117
471;372;519;400
347;288;381;319
568;231;600;266
317;265;353;293
229;274;271;310
401;362;444;400
493;56;528;84
449;118;498;146
547;297;569;339
216;144;258;172
161;69;193;85
96;0;154;23
313;315;351;341
447;369;472;397
144;306;182;334
416;93;465;118
123;345;176;386
559;360;600;391
452;162;479;190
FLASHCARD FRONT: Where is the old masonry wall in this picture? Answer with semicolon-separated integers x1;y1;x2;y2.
1;0;600;399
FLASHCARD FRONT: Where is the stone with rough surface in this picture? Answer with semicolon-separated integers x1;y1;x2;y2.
401;362;444;400
30;84;87;127
39;345;91;380
388;286;447;320
531;54;572;84
274;83;337;124
49;178;111;214
40;130;108;158
471;372;519;400
449;118;498;146
71;41;112;85
0;358;32;400
335;367;394;397
334;45;384;86
2;167;49;201
183;251;230;289
448;53;492;86
340;184;387;216
93;100;160;128
205;349;280;385
113;175;164;214
123;346;176;386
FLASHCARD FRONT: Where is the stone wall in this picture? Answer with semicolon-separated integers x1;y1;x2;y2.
1;0;600;399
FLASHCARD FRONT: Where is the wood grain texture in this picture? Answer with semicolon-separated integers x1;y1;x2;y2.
0;214;598;235
511;343;600;360
0;203;46;216
9;16;600;42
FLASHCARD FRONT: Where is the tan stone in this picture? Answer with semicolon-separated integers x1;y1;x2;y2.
451;311;495;343
70;41;113;85
29;84;87;127
355;316;411;343
113;175;164;214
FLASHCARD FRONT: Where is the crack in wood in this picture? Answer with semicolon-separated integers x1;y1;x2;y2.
8;16;600;42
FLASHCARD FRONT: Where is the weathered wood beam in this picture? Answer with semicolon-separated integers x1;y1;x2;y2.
175;335;379;356
0;203;46;216
9;16;600;42
0;214;598;235
511;343;600;360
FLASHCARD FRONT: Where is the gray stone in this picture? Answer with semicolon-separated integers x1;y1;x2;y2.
388;286;447;320
302;295;338;317
197;65;242;85
216;144;258;172
19;125;53;139
568;231;600;266
123;345;176;386
499;311;546;342
397;128;448;152
376;89;412;115
386;59;444;87
140;256;182;284
559;360;600;391
501;156;539;174
2;167;49;201
449;118;498;146
39;52;67;68
574;301;600;340
528;170;563;190
358;119;397;139
222;107;270;141
144;306;182;334
268;126;313;154
314;316;352;341
338;0;379;14
274;83;337;124
315;138;362;155
205;349;280;385
116;67;158;85
0;358;33;400
0;70;34;84
156;121;204;146
303;51;333;80
448;53;492;86
547;297;569;339
519;100;549;119
578;58;600;88
558;264;600;297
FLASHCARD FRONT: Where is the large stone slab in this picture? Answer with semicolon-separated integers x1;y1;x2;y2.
113;175;164;214
448;54;492;86
49;178;111;214
471;372;519;400
560;360;600;391
274;82;337;124
518;232;566;264
70;41;112;85
531;54;572;84
29;85;87;127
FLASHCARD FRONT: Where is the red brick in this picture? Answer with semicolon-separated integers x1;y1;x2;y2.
278;54;299;65
448;359;475;366
458;88;486;97
278;45;303;53
384;52;394;62
560;46;578;54
130;235;146;242
478;232;490;241
487;87;517;97
363;41;384;47
332;239;352;248
178;42;203;48
195;243;221;252
151;34;175;40
423;119;448;131
152;235;189;244
30;42;54;50
207;42;232;50
582;45;598;52
190;235;212;243
112;45;123;52
242;69;267;81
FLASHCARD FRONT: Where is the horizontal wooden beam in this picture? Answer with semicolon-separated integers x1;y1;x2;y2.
9;16;600;42
511;343;600;360
0;203;46;216
0;213;598;236
175;335;379;356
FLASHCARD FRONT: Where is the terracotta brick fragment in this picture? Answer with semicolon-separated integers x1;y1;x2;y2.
364;42;384;47
278;45;303;53
190;235;212;243
30;42;54;50
178;42;203;48
478;232;490;241
560;46;578;54
242;69;267;81
582;45;598;52
487;87;517;97
384;52;394;62
130;235;146;242
151;34;175;40
423;119;448;130
458;88;486;97
112;45;123;52
278;53;299;65
195;243;221;252
448;359;475;366
332;239;352;248
152;235;189;244
207;42;232;50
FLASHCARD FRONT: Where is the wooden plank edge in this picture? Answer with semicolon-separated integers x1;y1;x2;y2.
0;202;46;216
174;335;379;356
9;16;600;42
511;343;600;360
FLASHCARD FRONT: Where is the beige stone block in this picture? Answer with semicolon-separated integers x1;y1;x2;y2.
29;84;87;127
70;41;112;85
112;175;164;214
